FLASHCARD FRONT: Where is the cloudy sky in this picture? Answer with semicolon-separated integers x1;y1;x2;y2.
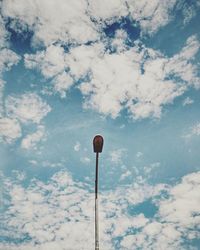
0;0;200;249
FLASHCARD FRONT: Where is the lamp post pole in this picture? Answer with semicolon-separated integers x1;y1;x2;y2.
95;151;99;250
93;135;104;250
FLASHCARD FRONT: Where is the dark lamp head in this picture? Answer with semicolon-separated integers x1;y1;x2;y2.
93;135;104;153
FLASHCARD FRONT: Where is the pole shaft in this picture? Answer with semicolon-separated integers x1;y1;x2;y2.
95;152;99;250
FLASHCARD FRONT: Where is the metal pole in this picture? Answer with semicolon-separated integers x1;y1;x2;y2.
95;152;99;250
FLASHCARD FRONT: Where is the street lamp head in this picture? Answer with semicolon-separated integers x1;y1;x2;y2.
93;135;104;153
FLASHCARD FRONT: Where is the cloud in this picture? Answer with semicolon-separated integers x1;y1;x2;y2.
0;14;9;49
80;156;91;164
88;0;177;35
164;35;200;89
53;72;73;98
1;169;200;250
24;45;74;97
176;0;198;25
1;0;178;50
127;0;177;35
6;93;51;124
74;142;81;152
21;125;45;150
78;38;194;119
0;48;20;72
23;34;199;120
0;117;21;143
0;48;20;115
2;0;99;46
119;170;131;181
182;97;194;106
183;122;200;139
109;148;126;164
0;93;50;147
2;0;200;121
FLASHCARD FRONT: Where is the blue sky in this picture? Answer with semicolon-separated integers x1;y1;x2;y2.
0;0;200;249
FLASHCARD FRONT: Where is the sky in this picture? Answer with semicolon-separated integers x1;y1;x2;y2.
0;0;200;249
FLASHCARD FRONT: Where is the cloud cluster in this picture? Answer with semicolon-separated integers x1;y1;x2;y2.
2;0;99;46
0;117;21;143
0;93;51;145
21;125;45;150
0;48;21;115
24;34;200;120
1;169;200;250
78;36;199;119
6;93;51;124
24;45;74;98
1;0;199;121
1;0;178;48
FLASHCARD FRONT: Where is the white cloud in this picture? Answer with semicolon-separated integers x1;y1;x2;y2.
2;0;99;46
3;1;200;121
110;148;126;164
2;0;178;50
77;35;199;120
23;34;199;121
24;45;74;97
87;0;128;22
158;171;200;232
21;125;45;150
24;45;66;78
74;141;81;152
176;0;197;25
0;117;21;143
0;14;9;49
0;48;20;72
78;43;186;119
53;72;73;98
6;93;51;124
136;151;143;158
111;29;129;53
88;0;176;35
0;30;21;116
1;169;200;250
182;97;194;106
164;35;200;89
127;0;177;35
183;122;200;138
81;156;91;164
120;170;131;181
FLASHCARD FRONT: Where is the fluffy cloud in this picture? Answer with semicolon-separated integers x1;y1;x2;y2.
24;45;74;97
24;34;199;120
2;0;200;121
88;0;177;35
1;169;200;250
78;36;198;119
2;0;99;46
164;35;200;89
0;93;50;146
0;14;8;49
0;46;20;116
110;148;126;164
127;0;176;35
1;0;178;49
6;93;51;124
0;117;21;143
0;48;20;114
21;125;45;150
0;48;20;72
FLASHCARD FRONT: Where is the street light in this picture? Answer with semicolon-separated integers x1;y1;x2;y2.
93;135;104;250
